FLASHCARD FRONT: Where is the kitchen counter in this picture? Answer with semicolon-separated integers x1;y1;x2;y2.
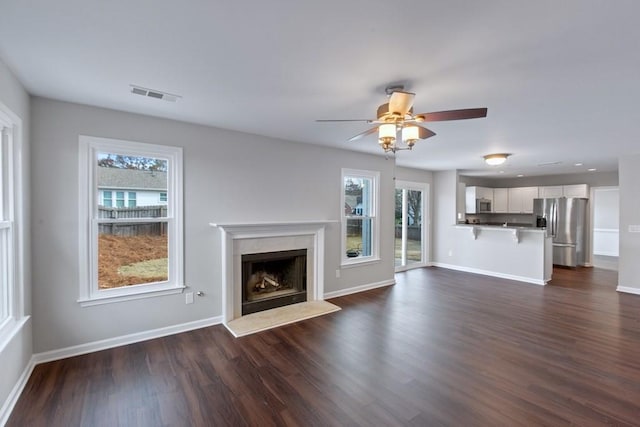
443;224;553;285
457;223;543;230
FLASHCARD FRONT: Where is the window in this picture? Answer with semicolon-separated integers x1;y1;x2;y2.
0;105;24;336
115;191;124;207
0;123;12;326
102;190;113;207
79;136;184;306
341;169;380;265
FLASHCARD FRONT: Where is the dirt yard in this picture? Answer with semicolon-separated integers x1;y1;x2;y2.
98;234;168;289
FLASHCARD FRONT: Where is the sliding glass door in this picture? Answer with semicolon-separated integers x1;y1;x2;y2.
395;181;428;271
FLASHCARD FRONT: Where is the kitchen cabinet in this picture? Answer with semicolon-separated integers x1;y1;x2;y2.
563;184;589;198
539;186;564;198
508;187;539;213
465;186;494;213
493;188;509;213
539;184;589;198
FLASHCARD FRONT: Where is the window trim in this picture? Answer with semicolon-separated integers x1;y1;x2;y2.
0;102;26;349
340;168;380;267
78;135;184;306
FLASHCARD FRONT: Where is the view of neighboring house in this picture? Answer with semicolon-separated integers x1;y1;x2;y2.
344;194;361;215
97;166;167;208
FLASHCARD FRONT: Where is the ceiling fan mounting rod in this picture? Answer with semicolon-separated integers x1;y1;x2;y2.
385;85;405;96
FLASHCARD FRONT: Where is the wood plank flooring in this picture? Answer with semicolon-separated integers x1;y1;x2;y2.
8;267;640;426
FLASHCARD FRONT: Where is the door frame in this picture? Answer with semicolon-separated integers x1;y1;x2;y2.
395;180;429;272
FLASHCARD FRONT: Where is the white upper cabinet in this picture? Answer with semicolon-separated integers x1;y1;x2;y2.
539;184;589;198
493;188;509;213
477;186;494;201
563;184;589;198
539;186;564;198
508;187;539;213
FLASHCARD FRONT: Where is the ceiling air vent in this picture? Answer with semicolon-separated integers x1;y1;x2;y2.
537;161;562;167
130;85;181;103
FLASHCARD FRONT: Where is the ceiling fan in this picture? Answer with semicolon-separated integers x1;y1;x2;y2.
317;85;487;153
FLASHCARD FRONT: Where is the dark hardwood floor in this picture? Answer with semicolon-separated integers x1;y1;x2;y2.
8;267;640;426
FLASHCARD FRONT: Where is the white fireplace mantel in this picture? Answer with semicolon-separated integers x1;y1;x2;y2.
210;220;337;324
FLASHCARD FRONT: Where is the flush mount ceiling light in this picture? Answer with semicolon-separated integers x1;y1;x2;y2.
483;153;510;166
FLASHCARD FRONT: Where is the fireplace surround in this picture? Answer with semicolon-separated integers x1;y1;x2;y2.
211;221;335;326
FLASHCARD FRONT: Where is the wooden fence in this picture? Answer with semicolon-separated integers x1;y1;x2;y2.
98;206;167;219
98;206;167;236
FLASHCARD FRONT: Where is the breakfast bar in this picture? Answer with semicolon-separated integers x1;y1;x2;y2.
452;224;553;285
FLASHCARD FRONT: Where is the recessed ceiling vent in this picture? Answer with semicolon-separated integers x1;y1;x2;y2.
130;85;181;102
537;161;562;167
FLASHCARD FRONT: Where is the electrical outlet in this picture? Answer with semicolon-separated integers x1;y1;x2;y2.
448;249;453;257
335;269;341;278
185;292;194;304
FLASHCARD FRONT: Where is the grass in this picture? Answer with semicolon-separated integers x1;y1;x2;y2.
394;238;422;261
98;234;168;289
346;235;422;261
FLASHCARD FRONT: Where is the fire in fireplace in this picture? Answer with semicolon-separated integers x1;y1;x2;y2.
241;249;307;315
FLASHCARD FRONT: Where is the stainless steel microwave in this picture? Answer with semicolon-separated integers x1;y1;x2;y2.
476;199;492;213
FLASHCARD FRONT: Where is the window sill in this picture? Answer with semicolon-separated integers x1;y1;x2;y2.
78;285;186;307
340;257;381;269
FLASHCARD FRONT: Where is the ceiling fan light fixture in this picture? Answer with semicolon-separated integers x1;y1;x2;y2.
378;123;396;146
484;153;510;166
402;125;420;146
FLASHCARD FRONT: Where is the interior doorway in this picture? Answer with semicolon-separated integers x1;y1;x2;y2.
591;186;619;271
395;181;429;272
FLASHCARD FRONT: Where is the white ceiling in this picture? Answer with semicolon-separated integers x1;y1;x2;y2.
1;1;639;177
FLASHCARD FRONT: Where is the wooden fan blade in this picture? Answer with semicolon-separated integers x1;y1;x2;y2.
389;91;415;115
416;125;436;139
348;127;378;142
415;108;487;122
316;119;373;123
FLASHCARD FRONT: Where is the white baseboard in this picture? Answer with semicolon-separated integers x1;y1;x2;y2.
324;278;395;299
594;251;619;257
0;357;36;427
617;286;640;296
432;263;547;286
32;316;223;365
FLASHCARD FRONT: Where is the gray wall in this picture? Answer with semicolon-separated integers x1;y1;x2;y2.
618;154;640;291
30;97;400;353
0;58;31;415
433;170;459;263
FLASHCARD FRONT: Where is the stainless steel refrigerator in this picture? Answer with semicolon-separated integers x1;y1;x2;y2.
533;197;588;267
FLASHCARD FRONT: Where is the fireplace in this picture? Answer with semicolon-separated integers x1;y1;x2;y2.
210;220;333;324
242;249;307;315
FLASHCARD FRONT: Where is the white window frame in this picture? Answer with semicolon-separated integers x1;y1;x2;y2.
0;102;26;348
78;135;184;306
341;168;380;267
